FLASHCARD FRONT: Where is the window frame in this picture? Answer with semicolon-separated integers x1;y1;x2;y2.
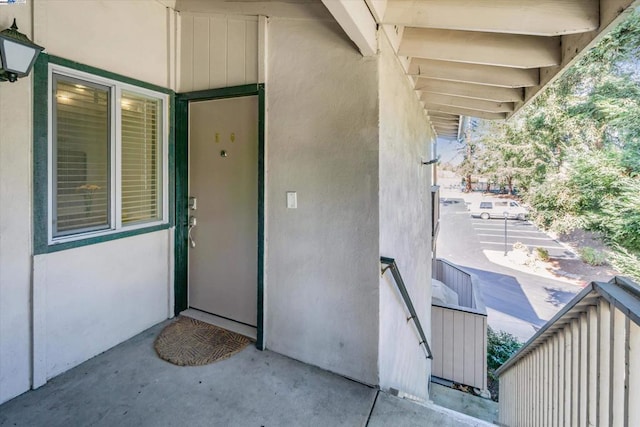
46;63;170;246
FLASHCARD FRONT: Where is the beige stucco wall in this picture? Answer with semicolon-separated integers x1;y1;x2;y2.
0;2;34;405
32;231;172;383
33;0;173;88
264;17;381;385
0;0;175;403
377;32;434;400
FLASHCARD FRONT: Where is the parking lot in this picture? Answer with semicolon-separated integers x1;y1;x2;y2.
469;217;576;259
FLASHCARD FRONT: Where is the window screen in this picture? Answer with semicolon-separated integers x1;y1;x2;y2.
121;91;161;224
53;76;110;236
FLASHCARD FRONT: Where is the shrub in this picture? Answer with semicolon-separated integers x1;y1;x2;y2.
486;326;523;402
487;326;523;381
578;246;607;266
534;247;550;261
608;245;640;282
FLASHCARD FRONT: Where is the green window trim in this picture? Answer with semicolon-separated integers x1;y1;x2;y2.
33;54;176;254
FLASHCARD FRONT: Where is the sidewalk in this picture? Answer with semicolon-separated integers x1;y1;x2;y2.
0;321;492;427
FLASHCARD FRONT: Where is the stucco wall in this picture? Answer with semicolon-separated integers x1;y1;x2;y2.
0;2;33;405
0;0;174;403
32;0;172;88
265;18;381;385
33;231;172;382
377;32;434;400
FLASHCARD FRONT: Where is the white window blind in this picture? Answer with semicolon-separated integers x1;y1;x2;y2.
53;77;110;236
121;91;161;224
49;65;167;244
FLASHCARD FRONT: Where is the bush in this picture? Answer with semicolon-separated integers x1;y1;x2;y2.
608;245;640;282
534;247;550;261
486;326;523;402
487;326;523;380
578;246;607;266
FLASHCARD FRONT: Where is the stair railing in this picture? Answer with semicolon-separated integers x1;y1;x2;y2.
381;256;433;360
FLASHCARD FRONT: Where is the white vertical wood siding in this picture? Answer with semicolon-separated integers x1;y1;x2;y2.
179;14;259;92
432;258;475;308
497;278;640;427
431;259;487;391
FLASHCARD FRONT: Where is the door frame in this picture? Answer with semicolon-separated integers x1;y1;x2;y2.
174;84;266;349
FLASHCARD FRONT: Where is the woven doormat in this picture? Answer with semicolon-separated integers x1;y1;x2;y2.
154;316;251;366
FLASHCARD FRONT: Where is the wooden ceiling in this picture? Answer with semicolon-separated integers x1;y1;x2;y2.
325;0;638;140
173;0;638;139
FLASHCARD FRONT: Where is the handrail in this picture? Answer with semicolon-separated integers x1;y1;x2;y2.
496;275;640;376
380;256;433;359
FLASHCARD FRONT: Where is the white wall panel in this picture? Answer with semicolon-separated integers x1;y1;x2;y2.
378;31;434;400
265;17;380;386
0;4;33;405
179;13;259;92
33;0;172;88
33;231;171;381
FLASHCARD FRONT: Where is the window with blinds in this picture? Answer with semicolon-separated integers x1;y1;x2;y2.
49;67;167;243
53;77;110;237
121;92;161;224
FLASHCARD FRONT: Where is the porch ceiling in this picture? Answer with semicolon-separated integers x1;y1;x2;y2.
172;0;639;140
326;0;639;139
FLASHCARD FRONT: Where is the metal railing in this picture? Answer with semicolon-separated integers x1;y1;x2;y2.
496;276;640;426
380;256;433;359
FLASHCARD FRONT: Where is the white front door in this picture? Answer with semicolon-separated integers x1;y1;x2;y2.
188;96;258;327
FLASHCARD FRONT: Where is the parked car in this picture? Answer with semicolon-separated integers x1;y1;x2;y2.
470;199;529;220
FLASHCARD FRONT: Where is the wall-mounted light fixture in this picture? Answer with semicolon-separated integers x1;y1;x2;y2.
0;19;44;83
422;156;440;166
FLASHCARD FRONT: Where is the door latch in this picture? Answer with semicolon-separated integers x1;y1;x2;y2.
188;196;197;210
188;215;197;248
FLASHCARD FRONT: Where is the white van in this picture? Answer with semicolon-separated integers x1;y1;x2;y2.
470;199;529;220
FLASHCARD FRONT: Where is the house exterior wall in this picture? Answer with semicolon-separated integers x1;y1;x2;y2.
0;1;33;406
264;17;381;385
0;0;175;404
178;13;259;92
377;32;434;400
32;0;172;88
32;232;172;382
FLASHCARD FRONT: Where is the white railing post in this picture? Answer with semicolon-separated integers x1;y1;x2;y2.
496;277;640;426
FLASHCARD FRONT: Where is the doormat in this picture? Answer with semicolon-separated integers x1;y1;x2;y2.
154;316;251;366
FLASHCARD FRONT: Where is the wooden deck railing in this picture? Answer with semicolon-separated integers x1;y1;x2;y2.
496;276;640;426
431;259;487;391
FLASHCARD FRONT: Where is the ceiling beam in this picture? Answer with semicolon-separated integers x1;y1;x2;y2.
422;93;514;113
510;0;640;118
408;59;539;88
399;28;560;68
417;79;523;102
433;123;458;130
431;120;460;127
321;0;377;56
429;112;459;120
383;0;599;36
425;103;507;120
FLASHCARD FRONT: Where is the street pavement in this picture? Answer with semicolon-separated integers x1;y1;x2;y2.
436;196;583;342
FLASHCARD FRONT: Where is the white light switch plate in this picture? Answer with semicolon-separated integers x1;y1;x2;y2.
286;191;297;209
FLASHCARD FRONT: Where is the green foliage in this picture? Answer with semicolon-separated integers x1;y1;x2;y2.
578;247;608;266
459;10;640;279
534;247;550;262
608;245;640;282
487;326;522;381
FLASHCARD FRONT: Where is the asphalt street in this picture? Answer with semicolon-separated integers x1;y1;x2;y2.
436;197;583;342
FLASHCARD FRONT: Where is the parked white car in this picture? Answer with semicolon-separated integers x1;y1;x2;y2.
470;199;529;220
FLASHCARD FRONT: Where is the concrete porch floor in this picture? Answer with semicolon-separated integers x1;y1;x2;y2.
0;321;492;427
